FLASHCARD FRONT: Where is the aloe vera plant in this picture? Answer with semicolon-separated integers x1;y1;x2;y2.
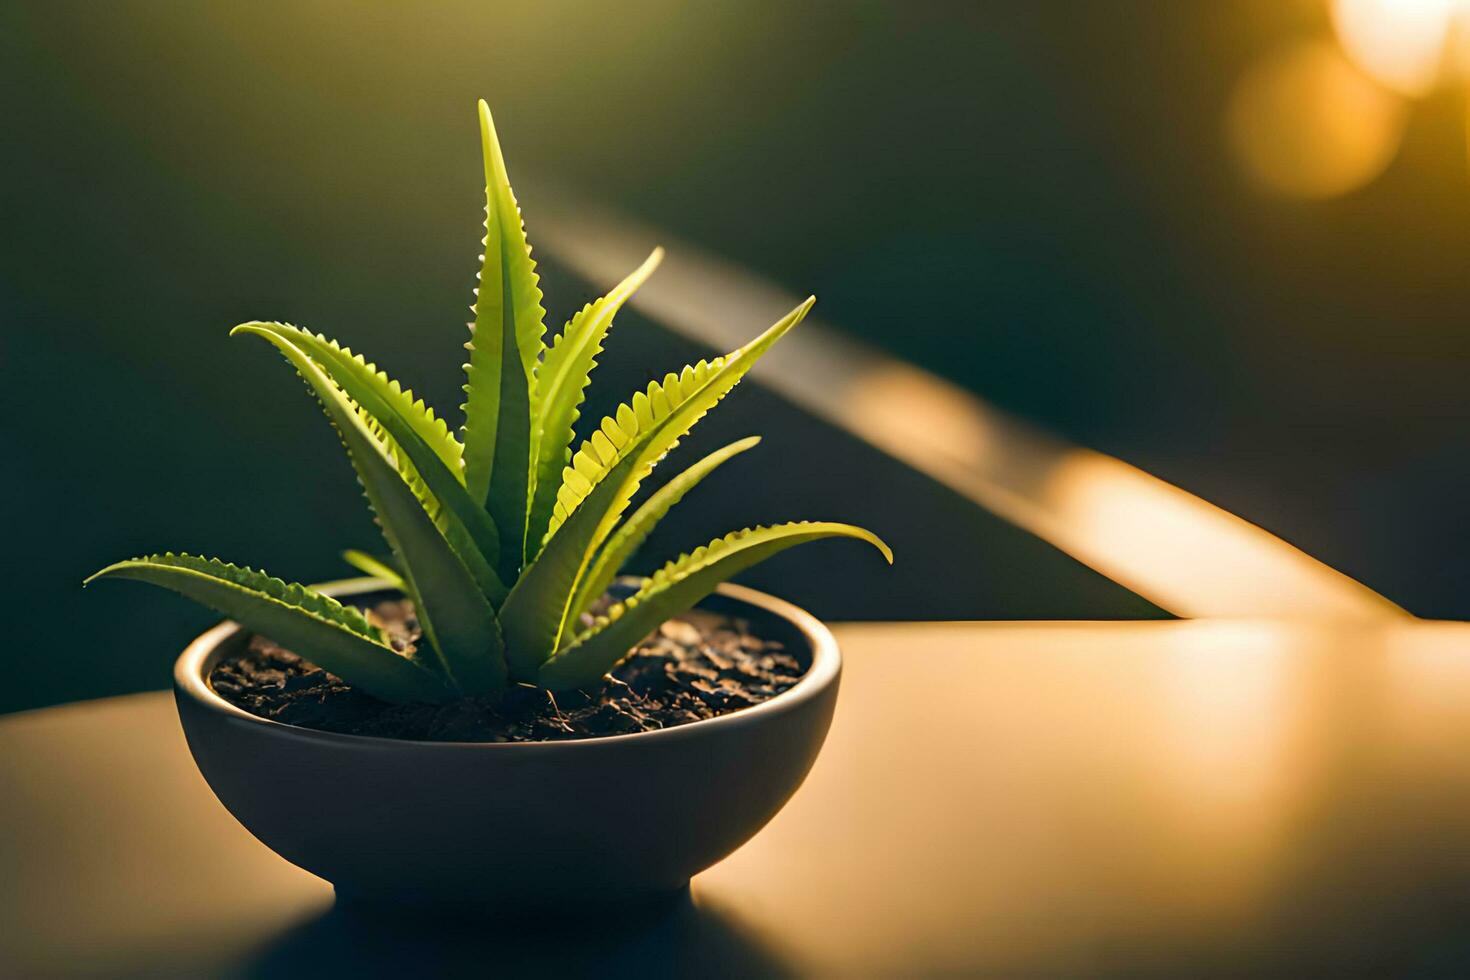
87;102;890;703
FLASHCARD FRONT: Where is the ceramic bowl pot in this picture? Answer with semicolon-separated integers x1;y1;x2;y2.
173;581;840;908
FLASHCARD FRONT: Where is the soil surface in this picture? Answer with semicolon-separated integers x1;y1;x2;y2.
209;599;805;742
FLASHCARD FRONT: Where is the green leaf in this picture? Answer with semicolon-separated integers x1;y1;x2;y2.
85;554;453;703
460;100;545;581
233;323;505;606
499;298;813;679
526;247;663;564
341;550;405;590
246;329;506;694
233;323;463;475
568;436;761;623
539;522;892;691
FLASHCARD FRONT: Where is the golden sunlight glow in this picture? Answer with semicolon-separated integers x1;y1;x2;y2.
1381;624;1470;752
535;188;1403;618
1150;624;1305;819
1038;450;1401;617
1226;41;1405;198
1331;0;1469;94
845;364;996;468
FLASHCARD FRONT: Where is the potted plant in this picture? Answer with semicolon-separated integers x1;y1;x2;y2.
87;101;890;909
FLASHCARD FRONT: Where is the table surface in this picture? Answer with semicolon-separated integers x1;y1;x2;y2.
6;619;1470;978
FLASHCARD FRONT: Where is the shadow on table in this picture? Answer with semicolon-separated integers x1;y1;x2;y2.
238;887;795;978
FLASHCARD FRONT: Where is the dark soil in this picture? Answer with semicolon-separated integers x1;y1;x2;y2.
209;599;805;742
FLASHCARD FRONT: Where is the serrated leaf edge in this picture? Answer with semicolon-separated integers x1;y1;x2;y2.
86;552;388;643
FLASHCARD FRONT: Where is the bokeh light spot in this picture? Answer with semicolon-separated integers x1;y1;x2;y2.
1331;0;1466;95
1226;40;1405;199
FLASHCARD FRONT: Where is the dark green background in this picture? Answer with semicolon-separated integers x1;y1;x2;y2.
4;2;1467;713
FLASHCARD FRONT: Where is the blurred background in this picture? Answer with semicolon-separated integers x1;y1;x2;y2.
3;1;1469;713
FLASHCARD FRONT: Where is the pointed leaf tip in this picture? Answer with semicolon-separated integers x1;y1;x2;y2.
478;99;508;182
538;521;891;690
632;246;664;283
870;532;895;564
82;563;121;587
84;553;455;703
523;244;666;560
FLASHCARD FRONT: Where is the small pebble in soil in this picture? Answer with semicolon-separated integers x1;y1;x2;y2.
209;599;805;743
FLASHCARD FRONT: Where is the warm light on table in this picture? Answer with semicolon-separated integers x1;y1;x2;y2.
6;619;1470;975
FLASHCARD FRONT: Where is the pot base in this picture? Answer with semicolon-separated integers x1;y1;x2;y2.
332;881;692;920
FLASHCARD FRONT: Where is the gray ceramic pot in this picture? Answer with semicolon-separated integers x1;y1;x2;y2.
173;581;840;908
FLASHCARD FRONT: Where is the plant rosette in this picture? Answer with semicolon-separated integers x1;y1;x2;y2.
88;101;890;907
